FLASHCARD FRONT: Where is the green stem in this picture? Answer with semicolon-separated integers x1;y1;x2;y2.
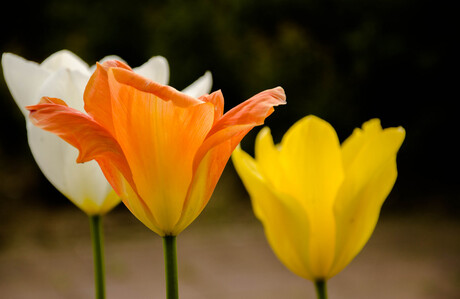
314;280;328;299
163;235;179;299
89;215;105;299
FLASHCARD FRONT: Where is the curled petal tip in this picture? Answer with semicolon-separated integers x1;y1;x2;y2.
96;59;132;71
26;97;69;115
256;86;286;104
262;86;286;106
272;86;287;103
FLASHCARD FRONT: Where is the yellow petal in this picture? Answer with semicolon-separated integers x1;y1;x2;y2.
278;115;344;277
255;127;284;191
232;145;315;280
79;189;120;216
330;119;405;277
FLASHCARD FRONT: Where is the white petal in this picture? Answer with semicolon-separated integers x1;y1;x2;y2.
133;56;170;85
37;68;89;112
182;71;213;98
40;50;91;75
27;123;69;195
62;149;115;208
27;123;112;208
2;53;51;117
4;51;114;211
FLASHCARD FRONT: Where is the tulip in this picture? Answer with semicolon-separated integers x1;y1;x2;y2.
232;115;405;298
26;59;286;298
2;50;212;215
2;50;212;299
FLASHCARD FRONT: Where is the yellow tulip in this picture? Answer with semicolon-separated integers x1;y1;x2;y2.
232;115;405;283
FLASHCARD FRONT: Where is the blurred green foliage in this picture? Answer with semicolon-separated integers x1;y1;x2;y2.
0;0;456;214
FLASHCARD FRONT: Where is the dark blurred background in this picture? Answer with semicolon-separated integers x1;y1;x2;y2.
0;0;458;298
0;0;457;215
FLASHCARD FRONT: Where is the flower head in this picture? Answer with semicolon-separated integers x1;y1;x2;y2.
26;59;285;235
2;50;212;215
232;115;405;281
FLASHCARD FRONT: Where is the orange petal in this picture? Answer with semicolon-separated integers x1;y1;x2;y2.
199;90;224;124
206;87;286;137
109;67;205;108
193;87;286;171
175;130;247;234
107;69;215;234
83;60;132;136
176;87;286;233
27;97;134;198
97;158;163;235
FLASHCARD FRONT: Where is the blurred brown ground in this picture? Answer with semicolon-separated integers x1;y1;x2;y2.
0;191;458;299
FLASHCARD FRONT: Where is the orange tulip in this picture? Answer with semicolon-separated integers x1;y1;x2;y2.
27;60;286;236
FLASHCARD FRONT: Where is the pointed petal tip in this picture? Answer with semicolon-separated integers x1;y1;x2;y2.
1;52;30;70
132;55;170;85
257;126;272;140
261;125;272;133
182;70;213;98
1;52;15;63
363;118;406;140
396;126;406;134
203;70;213;83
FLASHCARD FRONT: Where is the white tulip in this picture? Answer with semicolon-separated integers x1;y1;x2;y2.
2;50;212;215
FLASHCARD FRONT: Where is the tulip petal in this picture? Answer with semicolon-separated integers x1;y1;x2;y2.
330;120;405;277
89;55;126;73
98;55;126;64
193;87;286;172
83;61;132;136
278;115;344;277
27;121;118;214
5;52;123;215
109;67;204;108
26;97;134;195
41;49;90;75
107;68;215;234
133;56;170;85
232;145;315;280
38;67;89;112
255;127;284;190
2;53;51;116
175;88;286;233
78;188;120;215
199;90;224;124
182;71;213;98
15;63;109;213
173;130;242;234
98;158;163;235
206;87;286;137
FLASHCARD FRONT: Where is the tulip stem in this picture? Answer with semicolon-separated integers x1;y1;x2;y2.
163;235;179;299
89;215;105;299
314;280;328;299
